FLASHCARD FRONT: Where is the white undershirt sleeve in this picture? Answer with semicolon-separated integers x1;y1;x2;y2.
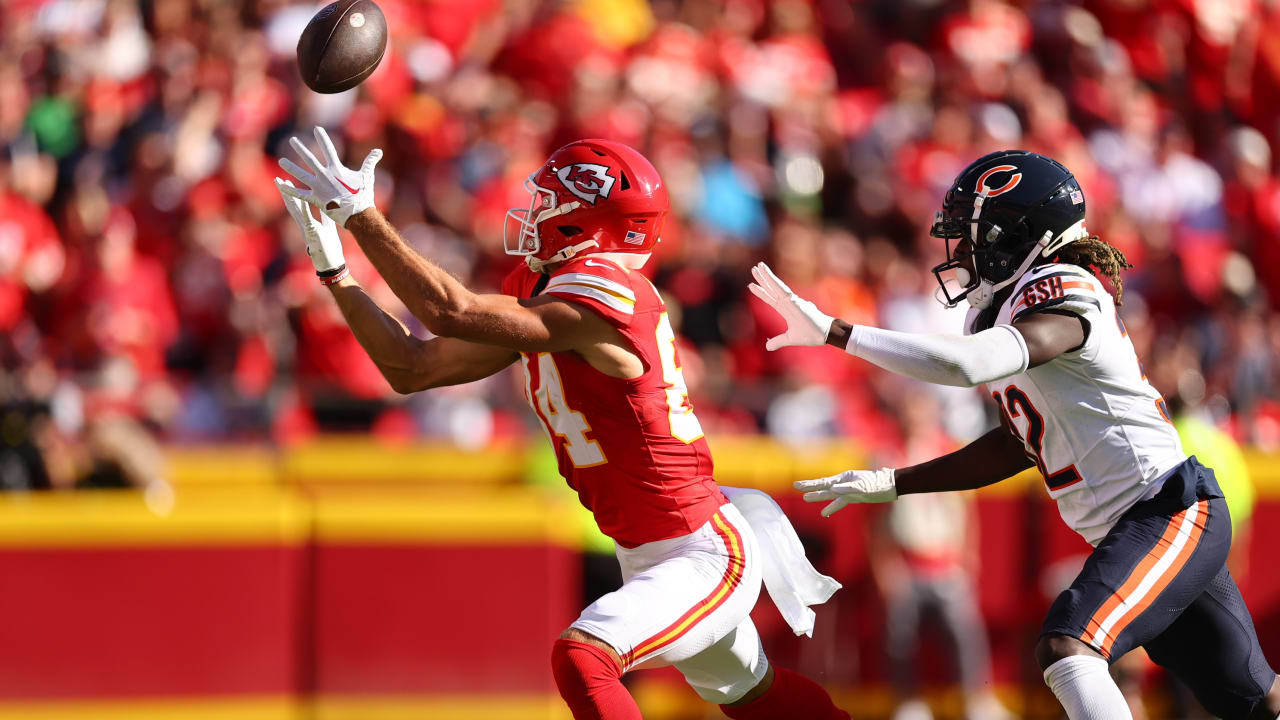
844;323;1030;387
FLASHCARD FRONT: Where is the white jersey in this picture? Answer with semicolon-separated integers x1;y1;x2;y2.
965;263;1186;546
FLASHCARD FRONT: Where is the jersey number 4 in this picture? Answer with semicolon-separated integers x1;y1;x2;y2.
992;386;1083;491
524;313;704;468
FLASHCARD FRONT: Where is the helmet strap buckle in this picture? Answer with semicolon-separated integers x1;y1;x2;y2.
526;239;600;272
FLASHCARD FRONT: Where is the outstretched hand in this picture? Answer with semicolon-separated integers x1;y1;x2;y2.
276;179;345;275
748;262;835;350
794;468;897;517
276;126;381;228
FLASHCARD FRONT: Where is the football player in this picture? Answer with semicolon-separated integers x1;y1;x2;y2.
752;150;1280;720
275;128;849;720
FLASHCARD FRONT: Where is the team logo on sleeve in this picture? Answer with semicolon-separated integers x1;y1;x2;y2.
556;163;617;205
975;164;1023;197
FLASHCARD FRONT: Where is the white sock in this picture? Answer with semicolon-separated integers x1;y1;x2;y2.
1042;655;1133;720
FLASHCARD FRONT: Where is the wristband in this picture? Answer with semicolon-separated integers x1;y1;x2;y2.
318;264;349;286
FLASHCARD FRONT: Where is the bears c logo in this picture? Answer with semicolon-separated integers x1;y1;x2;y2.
556;163;616;205
975;164;1022;197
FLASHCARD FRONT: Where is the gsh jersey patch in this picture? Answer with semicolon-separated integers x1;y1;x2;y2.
556;163;616;205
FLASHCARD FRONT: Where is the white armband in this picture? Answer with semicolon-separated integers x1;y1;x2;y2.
845;324;1029;387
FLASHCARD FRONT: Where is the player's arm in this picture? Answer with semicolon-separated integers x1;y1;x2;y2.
794;426;1033;517
344;209;615;351
894;424;1033;494
1009;311;1086;367
751;262;1086;384
275;128;615;354
327;276;517;393
274;172;517;393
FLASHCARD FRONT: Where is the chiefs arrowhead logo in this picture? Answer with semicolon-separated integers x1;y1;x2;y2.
975;164;1022;197
556;163;616;205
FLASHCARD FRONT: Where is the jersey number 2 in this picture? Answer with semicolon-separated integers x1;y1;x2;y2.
993;386;1082;491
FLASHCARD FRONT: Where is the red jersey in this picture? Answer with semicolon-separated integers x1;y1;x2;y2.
501;256;725;547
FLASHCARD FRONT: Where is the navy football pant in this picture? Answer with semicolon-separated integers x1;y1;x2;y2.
1042;457;1275;719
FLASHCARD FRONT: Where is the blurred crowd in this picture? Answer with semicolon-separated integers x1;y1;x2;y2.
1;0;1279;489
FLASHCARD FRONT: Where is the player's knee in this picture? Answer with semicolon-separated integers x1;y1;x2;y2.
551;630;624;693
1035;633;1102;672
717;664;774;707
1246;675;1280;720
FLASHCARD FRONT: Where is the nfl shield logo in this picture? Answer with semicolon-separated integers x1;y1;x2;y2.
624;230;646;245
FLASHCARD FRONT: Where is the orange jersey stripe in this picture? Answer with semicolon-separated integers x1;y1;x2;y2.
622;510;746;667
1094;501;1208;656
1082;507;1186;648
1081;501;1208;657
1011;280;1095;314
1083;508;1186;648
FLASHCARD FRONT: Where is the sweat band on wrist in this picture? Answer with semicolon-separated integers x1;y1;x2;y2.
318;264;349;286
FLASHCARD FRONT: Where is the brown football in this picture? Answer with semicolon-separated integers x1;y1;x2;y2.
296;0;387;94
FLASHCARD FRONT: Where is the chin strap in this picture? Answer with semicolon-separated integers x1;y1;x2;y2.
526;239;600;272
969;188;989;244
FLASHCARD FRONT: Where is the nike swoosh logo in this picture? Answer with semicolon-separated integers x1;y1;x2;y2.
584;259;613;269
336;178;360;195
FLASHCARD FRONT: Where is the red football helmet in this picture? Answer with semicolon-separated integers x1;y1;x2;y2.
505;139;669;270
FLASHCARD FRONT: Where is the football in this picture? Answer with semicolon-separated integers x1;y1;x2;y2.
296;0;387;94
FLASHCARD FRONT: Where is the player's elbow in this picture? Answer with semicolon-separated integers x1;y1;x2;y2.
381;369;424;395
930;359;984;388
379;358;436;395
386;375;422;395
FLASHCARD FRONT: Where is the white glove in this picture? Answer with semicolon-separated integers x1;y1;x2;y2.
276;178;345;275
748;262;834;350
277;126;381;228
794;468;897;517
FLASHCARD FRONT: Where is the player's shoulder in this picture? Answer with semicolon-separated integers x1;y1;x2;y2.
1012;262;1097;292
1006;262;1106;322
543;255;640;325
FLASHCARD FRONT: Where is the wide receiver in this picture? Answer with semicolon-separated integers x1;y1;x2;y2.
274;128;847;720
752;150;1280;720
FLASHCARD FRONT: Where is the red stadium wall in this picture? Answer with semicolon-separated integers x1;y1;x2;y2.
0;439;1275;720
0;484;579;720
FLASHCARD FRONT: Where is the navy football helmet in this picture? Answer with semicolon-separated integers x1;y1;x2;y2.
930;150;1088;309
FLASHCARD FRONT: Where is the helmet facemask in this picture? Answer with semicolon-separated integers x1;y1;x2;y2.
503;173;587;264
930;189;1053;309
930;220;984;308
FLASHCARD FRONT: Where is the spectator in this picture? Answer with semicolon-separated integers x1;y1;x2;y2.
0;0;1269;453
